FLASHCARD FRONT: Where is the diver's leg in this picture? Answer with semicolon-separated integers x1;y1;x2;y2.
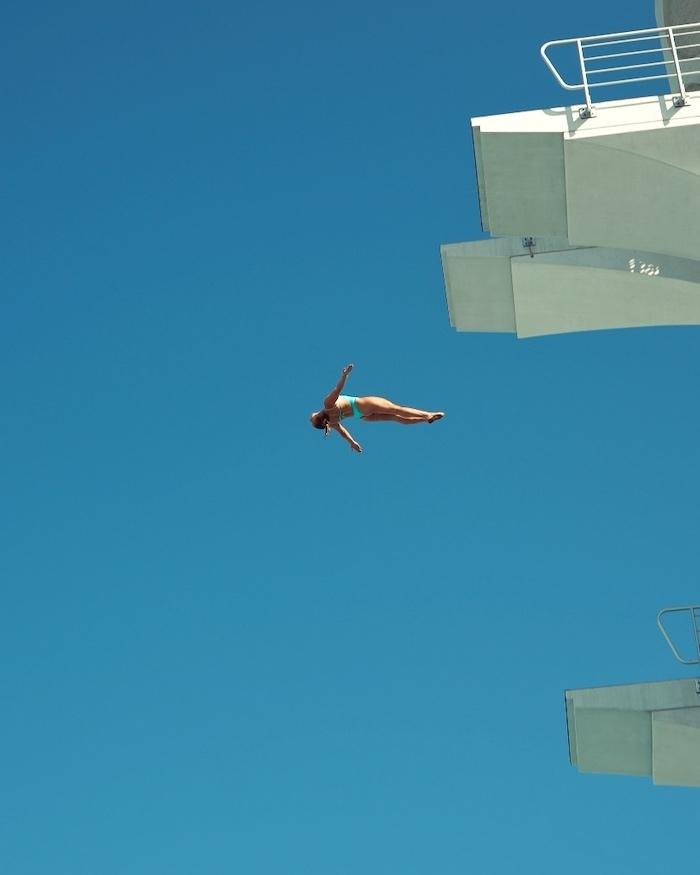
362;413;425;425
360;397;443;423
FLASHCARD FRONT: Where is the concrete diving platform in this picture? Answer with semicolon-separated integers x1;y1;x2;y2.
565;678;700;786
442;16;700;338
442;237;700;338
472;94;700;261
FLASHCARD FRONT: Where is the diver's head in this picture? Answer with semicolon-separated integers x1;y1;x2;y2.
309;411;329;430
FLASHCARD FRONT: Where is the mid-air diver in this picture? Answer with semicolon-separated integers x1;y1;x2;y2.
309;364;444;453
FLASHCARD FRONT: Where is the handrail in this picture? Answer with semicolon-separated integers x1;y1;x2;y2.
657;605;700;665
541;21;700;118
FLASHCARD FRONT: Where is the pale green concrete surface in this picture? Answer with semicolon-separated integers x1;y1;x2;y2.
565;127;700;261
566;679;700;786
442;240;700;338
477;132;567;237
574;709;652;777
443;93;700;337
652;709;700;785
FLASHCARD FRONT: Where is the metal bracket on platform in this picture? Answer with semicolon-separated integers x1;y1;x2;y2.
521;236;535;258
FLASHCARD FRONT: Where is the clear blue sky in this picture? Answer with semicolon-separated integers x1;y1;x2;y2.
3;2;699;873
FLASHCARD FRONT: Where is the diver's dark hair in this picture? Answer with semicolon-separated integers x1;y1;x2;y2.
311;411;330;431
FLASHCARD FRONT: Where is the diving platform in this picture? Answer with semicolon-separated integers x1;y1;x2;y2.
566;678;700;786
443;19;700;338
443;237;700;338
471;95;700;260
565;606;700;787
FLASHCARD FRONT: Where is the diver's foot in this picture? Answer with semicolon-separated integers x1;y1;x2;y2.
428;412;444;423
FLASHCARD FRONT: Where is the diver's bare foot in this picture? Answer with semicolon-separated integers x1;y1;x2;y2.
428;412;444;423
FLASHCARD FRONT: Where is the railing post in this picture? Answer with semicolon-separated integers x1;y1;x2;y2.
576;38;594;118
667;26;690;107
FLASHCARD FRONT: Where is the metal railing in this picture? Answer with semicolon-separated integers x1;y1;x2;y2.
541;22;700;118
657;605;700;665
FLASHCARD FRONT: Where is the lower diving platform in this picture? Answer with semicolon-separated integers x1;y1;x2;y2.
566;678;700;786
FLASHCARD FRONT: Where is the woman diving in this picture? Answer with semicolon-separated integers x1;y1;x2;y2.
309;364;444;453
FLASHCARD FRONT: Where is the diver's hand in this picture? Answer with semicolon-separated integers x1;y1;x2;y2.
350;441;362;453
342;364;353;376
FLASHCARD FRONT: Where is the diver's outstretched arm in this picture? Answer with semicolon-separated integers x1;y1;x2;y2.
323;364;353;409
332;423;362;453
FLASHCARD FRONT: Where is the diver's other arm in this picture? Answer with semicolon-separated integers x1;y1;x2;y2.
323;364;353;409
332;422;362;453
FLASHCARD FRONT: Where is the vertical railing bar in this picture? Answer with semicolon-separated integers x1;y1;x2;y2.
693;607;700;662
667;25;690;105
576;38;594;117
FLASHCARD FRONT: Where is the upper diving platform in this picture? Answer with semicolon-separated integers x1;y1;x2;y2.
442;19;700;338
